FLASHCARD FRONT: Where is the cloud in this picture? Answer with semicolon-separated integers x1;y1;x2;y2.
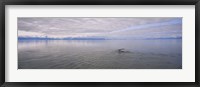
18;17;182;39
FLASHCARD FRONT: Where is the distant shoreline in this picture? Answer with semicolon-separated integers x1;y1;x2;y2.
18;37;182;40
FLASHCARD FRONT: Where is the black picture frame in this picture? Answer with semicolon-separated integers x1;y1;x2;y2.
0;0;199;87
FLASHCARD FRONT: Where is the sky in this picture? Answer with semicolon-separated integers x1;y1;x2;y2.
18;17;182;39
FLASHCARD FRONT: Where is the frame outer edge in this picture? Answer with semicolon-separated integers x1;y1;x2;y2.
0;0;200;87
2;0;200;5
0;0;5;86
195;1;200;85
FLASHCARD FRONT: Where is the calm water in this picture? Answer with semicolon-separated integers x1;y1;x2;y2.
18;39;182;69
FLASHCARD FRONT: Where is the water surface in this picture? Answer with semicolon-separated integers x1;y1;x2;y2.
18;39;182;69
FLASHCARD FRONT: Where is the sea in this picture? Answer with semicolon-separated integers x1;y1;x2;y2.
18;39;182;69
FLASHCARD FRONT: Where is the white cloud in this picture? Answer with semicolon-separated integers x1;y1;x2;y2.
18;17;182;39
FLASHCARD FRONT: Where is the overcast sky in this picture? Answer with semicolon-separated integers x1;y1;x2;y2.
18;17;182;39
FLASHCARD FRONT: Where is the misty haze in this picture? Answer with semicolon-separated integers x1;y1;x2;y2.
18;17;182;69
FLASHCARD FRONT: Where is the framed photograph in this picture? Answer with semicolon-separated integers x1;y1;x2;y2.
0;0;199;87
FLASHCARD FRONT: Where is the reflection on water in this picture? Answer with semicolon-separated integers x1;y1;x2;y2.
18;39;182;69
